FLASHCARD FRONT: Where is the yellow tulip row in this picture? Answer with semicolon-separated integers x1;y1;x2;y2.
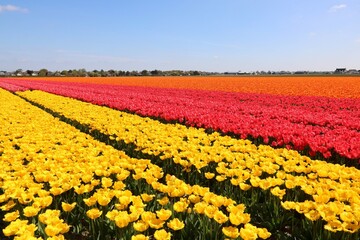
17;90;360;234
1;88;269;239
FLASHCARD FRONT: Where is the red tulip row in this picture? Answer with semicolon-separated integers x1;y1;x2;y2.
0;80;29;92
1;78;359;161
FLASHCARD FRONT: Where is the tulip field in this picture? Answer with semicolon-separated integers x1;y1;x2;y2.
0;76;360;240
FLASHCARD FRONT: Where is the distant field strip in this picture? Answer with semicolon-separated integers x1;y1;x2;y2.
8;75;360;98
17;90;360;234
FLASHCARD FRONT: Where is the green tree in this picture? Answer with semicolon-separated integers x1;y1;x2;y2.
38;69;48;77
78;68;87;77
150;69;162;76
141;70;149;76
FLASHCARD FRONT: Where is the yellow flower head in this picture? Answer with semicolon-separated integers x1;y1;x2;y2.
154;229;171;240
270;187;286;200
205;172;215;179
157;196;169;206
141;193;155;202
38;210;61;225
156;209;172;221
148;218;165;229
131;234;149;240
173;200;188;213
45;224;63;237
114;211;131;228
83;196;97;207
204;205;218;218
239;183;251;191
49;187;63;196
216;175;227;182
167;218;185;231
34;196;53;209
141;211;156;223
194;202;207;214
3;210;20;222
23;206;41;218
229;212;250;226
97;194;112;206
3;219;29;237
101;177;113;188
0;200;16;211
133;220;149;232
222;226;239;239
240;224;258;240
188;194;201;204
61;202;76;212
213;210;229;224
257;227;272;239
86;208;102;220
106;210;119;221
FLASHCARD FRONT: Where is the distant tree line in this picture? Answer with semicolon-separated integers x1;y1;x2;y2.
0;68;210;77
1;68;359;77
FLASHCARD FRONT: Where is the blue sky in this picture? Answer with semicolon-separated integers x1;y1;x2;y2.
1;1;359;72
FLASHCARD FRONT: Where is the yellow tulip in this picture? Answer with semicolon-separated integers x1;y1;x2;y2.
270;186;286;200
324;219;343;232
240;224;258;240
45;224;63;237
131;234;149;240
101;177;113;188
194;202;207;214
304;210;321;221
157;196;169;206
204;172;215;179
257;228;271;239
167;218;185;231
148;218;164;229
173;200;188;213
156;209;172;221
49;187;63;196
154;229;171;240
3;219;30;236
38;210;61;225
106;210;119;221
204;205;218;218
141;211;156;223
213;210;228;224
239;183;251;191
114;211;131;228
140;193;154;202
83;196;97;207
23;206;41;218
133;220;149;232
61;202;76;212
97;194;112;206
229;212;250;225
222;226;239;239
86;208;102;220
3;210;20;222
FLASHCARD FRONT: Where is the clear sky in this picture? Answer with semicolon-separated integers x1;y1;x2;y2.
1;1;359;72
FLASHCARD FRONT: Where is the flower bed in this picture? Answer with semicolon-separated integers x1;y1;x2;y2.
4;78;360;161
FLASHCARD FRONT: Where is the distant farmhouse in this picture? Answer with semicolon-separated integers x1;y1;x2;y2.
335;68;346;74
334;68;359;74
